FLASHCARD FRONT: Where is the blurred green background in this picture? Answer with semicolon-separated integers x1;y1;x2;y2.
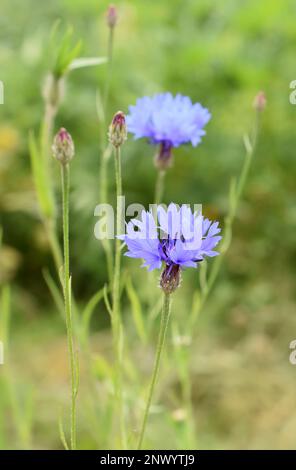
1;0;296;449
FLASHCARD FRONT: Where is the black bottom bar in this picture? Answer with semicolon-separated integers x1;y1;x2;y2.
0;450;296;465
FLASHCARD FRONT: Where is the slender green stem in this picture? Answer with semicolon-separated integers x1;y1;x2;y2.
98;26;116;284
201;110;261;304
40;85;63;272
137;293;172;450
99;145;114;283
112;146;126;449
154;170;166;205
103;26;114;113
61;164;78;450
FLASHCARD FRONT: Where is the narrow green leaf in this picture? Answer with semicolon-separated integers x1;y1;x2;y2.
58;413;69;450
92;354;114;381
62;40;82;73
43;269;64;318
69;57;107;70
229;176;237;205
53;28;71;77
49;19;61;44
52;26;82;78
243;133;253;154
74;350;80;398
103;285;112;318
126;276;147;344
80;286;106;345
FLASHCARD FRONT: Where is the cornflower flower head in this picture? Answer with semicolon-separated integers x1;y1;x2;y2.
126;93;211;169
119;203;221;293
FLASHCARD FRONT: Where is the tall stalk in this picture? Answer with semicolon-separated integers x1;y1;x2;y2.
103;16;115;112
98;6;118;284
99;144;114;283
112;145;126;448
41;74;64;272
34;24;82;273
61;164;78;450
109;111;127;448
137;293;172;450
52;128;78;450
154;170;166;205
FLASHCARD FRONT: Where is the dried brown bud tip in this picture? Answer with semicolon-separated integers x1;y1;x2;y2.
108;111;127;148
106;4;118;29
253;91;266;112
52;127;74;165
160;264;181;294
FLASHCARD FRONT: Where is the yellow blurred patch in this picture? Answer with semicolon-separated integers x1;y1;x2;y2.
0;125;20;155
0;245;22;283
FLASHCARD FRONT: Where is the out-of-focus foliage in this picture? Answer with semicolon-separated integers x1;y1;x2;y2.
0;0;296;449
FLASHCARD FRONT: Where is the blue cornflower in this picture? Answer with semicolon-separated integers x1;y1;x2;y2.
119;203;221;293
126;93;211;169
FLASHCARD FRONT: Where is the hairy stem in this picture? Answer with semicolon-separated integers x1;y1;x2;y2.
99;25;116;284
112;146;126;449
61;164;78;450
104;26;114;112
41;94;63;271
154;170;166;205
137;293;172;450
99;145;114;282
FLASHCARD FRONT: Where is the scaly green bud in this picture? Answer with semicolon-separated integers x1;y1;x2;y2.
253;91;266;112
106;4;118;29
52;127;74;165
160;264;181;294
108;111;127;148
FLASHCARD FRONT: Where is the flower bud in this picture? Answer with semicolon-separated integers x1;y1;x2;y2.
108;111;127;148
52;128;74;165
154;141;173;170
160;264;181;294
253;91;266;112
106;4;118;29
